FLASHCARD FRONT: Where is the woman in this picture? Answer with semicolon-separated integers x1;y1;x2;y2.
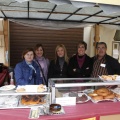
68;41;92;78
48;44;69;78
14;48;43;86
34;44;49;85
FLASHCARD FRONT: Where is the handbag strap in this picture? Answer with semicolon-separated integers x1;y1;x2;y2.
35;59;48;87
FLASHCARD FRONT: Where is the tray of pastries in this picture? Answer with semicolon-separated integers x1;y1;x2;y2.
16;84;47;93
88;87;116;103
20;95;46;106
99;75;120;82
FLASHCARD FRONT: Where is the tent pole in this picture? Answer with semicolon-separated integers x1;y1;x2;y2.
94;24;100;55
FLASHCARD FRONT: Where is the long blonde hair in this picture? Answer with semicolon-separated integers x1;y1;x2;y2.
55;44;69;64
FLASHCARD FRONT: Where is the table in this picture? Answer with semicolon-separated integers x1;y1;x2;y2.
0;69;8;86
0;101;120;120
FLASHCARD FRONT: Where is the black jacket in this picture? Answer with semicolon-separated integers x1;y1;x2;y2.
48;59;68;78
92;54;120;75
68;54;92;78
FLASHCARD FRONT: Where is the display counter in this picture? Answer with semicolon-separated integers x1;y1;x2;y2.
0;101;120;120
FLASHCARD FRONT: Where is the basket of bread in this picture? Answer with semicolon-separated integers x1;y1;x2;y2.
88;87;116;103
99;75;120;82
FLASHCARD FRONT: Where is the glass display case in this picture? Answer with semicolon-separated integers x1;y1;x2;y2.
0;86;51;109
49;78;120;103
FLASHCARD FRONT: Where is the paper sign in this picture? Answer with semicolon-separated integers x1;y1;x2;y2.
56;97;76;106
82;117;96;120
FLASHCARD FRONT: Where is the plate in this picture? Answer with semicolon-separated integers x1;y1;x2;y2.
0;85;16;91
98;75;120;82
16;85;47;93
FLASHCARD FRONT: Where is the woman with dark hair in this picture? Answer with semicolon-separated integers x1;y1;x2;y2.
68;41;92;78
14;48;43;86
34;44;49;85
48;44;69;78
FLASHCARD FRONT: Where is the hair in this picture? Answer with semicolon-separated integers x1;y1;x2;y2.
55;44;69;64
96;42;107;48
34;43;45;56
22;48;35;59
77;41;87;50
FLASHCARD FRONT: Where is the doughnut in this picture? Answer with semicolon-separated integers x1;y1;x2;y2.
104;93;115;99
96;88;109;97
88;93;98;97
92;96;103;101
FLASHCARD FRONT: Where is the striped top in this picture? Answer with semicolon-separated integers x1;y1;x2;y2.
91;55;108;77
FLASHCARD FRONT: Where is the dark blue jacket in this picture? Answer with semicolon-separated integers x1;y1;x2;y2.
14;60;43;86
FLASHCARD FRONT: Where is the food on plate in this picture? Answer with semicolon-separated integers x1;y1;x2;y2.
76;94;88;102
101;75;118;80
16;88;26;92
50;104;61;113
37;84;45;92
21;95;45;105
88;87;115;101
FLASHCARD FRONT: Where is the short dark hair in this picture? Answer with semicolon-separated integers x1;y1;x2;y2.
96;42;107;48
77;41;87;50
34;43;45;56
22;48;35;59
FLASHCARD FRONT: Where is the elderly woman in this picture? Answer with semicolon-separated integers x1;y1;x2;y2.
34;44;49;85
68;41;92;78
14;48;43;86
48;44;69;78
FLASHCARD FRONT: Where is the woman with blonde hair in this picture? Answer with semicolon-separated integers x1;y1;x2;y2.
48;44;69;78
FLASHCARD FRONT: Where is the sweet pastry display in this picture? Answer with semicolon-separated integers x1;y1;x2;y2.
49;104;61;113
88;87;115;102
21;95;46;105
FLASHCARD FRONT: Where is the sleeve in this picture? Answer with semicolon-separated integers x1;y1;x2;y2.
111;59;120;75
14;63;27;86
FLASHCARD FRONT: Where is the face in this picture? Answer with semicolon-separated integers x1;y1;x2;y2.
24;51;34;63
57;47;65;57
97;44;107;57
35;47;43;57
77;44;86;56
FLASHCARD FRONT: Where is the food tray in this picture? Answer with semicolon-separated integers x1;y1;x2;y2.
16;85;47;93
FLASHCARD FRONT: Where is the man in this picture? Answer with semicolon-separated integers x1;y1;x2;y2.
91;42;120;77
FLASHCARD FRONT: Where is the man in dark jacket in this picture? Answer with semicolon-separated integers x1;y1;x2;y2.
91;42;120;77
